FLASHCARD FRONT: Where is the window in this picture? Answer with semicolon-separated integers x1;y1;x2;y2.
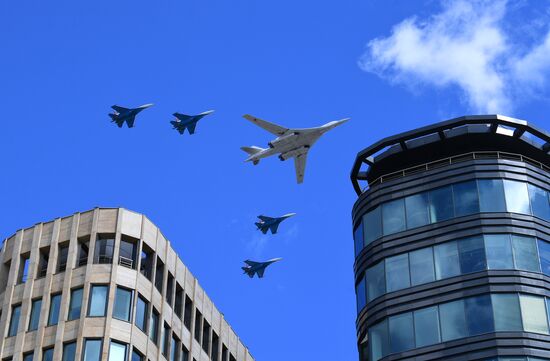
478;179;506;212
202;320;211;353
492;294;522;331
385;254;410;292
57;243;69;272
512;235;540;272
23;353;33;361
18;253;30;284
119;236;137;269
184;295;193;330
504;180;531;214
139;242;154;280
453;180;480;217
182;345;190;361
413;306;440;347
94;234;114;264
409;247;435;286
135;294;148;332
28;298;42;331
162;323;171;357
9;304;21;336
37;247;50;278
166;273;174;307
113;287;133;322
221;345;228;361
356;276;366;312
131;349;144;361
434;241;460;279
382;199;406;235
405;193;430;229
354;222;364;256
212;332;220;361
485;234;514;269
62;341;77;361
68;288;83;321
88;285;108;317
465;294;494;335
539;240;550;276
519;294;549;334
77;236;90;267
439;299;467;341
42;347;54;361
388;312;414;353
458;235;486;273
109;340;127;361
194;310;203;343
528;184;550;221
175;283;184;319
48;293;61;326
150;308;160;344
429;185;454;223
230;355;236;361
171;335;180;361
155;257;164;293
366;261;385;302
363;206;382;245
83;339;103;361
369;319;388;361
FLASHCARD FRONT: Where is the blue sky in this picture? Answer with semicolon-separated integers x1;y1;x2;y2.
1;1;550;360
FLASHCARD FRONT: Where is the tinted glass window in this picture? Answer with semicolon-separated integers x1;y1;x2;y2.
88;285;108;317
439;299;467;341
364;207;382;245
492;294;522;331
504;180;531;214
429;186;454;223
385;254;410;292
356;276;366;313
478;179;506;212
409;247;435;286
413;306;440;347
119;238;136;269
109;341;127;361
43;348;54;361
528;184;550;221
434;241;460;280
135;295;148;332
354;223;364;256
389;312;414;353
382;199;406;235
405;193;430;229
539;240;550;277
465;295;494;335
458;236;486;273
512;235;540;272
68;288;83;321
453;181;480;216
369;319;388;361
9;304;21;336
23;353;33;361
28;299;42;331
366;261;385;302
83;339;102;361
62;342;76;361
94;237;115;264
519;294;549;334
48;294;61;326
131;350;143;361
485;234;514;269
113;287;133;322
150;309;159;344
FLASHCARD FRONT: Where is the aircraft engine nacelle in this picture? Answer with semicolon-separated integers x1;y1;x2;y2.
268;133;297;148
278;146;309;161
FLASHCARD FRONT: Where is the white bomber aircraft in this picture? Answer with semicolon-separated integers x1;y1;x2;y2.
240;114;350;183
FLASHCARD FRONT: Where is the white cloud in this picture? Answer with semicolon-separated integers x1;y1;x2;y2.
359;0;550;113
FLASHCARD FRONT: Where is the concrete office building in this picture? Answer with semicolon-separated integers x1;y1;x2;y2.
0;207;254;361
351;115;550;360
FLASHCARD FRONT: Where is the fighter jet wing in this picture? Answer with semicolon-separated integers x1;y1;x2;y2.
111;105;129;113
258;215;274;222
126;116;136;128
294;152;308;184
269;224;279;234
244;260;260;266
243;114;289;136
187;122;197;135
257;268;266;278
174;113;193;121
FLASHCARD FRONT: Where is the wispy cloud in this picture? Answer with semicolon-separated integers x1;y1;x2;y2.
359;0;550;113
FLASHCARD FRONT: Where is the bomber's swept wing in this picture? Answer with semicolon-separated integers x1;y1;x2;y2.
294;152;308;184
244;260;260;266
258;215;274;222
111;105;129;113
257;267;266;278
243;114;288;136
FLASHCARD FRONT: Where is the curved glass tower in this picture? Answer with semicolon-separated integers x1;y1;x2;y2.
351;115;550;361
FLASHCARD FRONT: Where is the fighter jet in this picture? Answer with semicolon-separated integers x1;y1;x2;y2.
171;110;215;135
242;258;282;278
255;213;296;234
240;114;350;183
109;104;153;128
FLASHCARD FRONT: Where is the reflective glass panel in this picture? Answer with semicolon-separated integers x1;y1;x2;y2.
369;319;388;361
150;309;159;344
354;223;364;256
28;299;42;331
439;299;467;341
109;341;127;361
512;235;540;272
113;287;133;322
529;184;550;221
382;199;406;235
409;247;435;286
43;348;54;361
538;240;550;276
366;261;385;302
364;207;382;245
504;180;531;214
414;306;440;347
453;181;480;217
458;235;486;274
356;276;366;313
9;304;21;336
434;241;460;280
88;285;108;317
68;288;83;321
131;350;143;361
478;179;506;213
135;295;148;332
405;193;430;229
485;234;514;269
48;294;61;326
519;294;549;334
83;339;102;361
62;342;76;361
389;312;414;353
429;186;454;223
23;353;33;361
385;254;410;292
465;294;494;335
492;294;522;331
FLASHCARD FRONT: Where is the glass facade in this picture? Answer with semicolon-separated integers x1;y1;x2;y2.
368;293;550;361
357;233;550;310
356;179;550;253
